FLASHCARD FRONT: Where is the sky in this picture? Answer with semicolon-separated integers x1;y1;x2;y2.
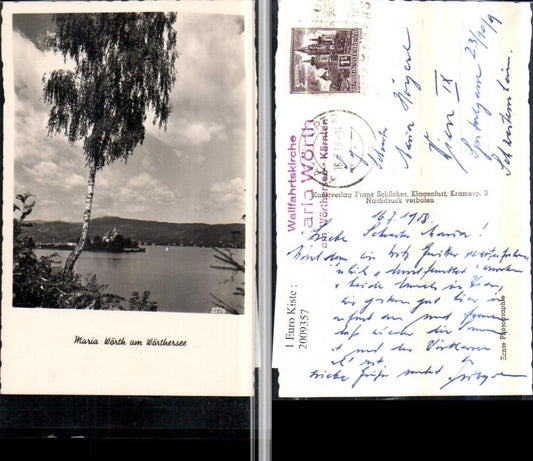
12;11;249;224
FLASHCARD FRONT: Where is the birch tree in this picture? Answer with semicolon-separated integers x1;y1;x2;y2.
43;12;178;274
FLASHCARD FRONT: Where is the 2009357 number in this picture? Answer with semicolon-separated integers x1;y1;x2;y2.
299;309;309;350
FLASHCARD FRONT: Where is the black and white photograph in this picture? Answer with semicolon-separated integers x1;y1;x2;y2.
8;5;253;315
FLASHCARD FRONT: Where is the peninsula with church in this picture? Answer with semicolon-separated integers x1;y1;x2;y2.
22;216;245;251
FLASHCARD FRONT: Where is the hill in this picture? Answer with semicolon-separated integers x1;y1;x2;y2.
22;216;245;248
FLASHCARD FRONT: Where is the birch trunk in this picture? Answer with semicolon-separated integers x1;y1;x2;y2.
64;160;97;275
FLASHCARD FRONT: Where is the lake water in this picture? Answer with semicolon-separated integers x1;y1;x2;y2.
35;246;245;314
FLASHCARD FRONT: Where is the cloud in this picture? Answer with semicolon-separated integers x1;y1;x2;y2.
64;173;87;189
126;172;176;202
11;13;248;225
13;29;72;112
146;13;246;151
24;160;59;179
128;172;155;189
173;148;186;159
179;120;225;146
22;160;86;191
207;177;246;221
13;28;82;172
210;176;245;196
93;169;176;218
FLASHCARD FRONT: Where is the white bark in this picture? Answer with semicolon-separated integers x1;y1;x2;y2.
64;161;97;275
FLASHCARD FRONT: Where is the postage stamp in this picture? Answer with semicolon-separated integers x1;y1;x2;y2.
290;28;362;94
297;110;376;188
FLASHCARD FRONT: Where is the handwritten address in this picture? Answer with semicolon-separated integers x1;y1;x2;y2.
374;14;515;177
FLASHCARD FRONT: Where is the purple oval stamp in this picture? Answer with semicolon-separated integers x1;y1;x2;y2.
298;109;376;188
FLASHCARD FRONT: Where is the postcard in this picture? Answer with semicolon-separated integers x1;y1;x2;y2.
1;0;256;396
273;0;532;397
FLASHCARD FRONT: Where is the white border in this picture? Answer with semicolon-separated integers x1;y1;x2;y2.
1;0;256;397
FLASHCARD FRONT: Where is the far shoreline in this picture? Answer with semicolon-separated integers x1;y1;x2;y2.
35;242;245;251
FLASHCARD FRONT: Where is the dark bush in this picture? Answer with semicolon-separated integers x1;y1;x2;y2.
13;193;157;311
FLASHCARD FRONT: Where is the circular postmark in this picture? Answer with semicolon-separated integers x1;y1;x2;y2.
298;110;376;188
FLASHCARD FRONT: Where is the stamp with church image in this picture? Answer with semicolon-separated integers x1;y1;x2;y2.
290;27;362;94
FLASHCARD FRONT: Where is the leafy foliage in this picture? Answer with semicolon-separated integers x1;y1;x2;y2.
128;291;158;312
42;12;178;274
209;248;245;315
43;12;178;170
13;194;157;311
